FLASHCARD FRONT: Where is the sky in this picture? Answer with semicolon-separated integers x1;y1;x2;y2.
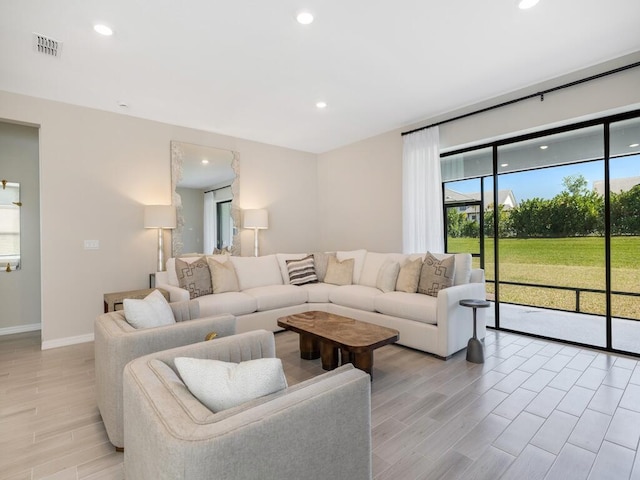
449;155;640;203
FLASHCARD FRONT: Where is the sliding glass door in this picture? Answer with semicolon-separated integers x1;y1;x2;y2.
442;110;640;355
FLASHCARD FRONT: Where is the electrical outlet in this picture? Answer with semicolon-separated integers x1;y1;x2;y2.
84;240;99;250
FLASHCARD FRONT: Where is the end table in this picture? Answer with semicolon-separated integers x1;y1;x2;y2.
459;299;490;363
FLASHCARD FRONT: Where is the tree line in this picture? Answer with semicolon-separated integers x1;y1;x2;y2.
447;175;640;238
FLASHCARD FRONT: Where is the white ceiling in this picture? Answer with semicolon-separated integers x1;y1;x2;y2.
1;1;639;154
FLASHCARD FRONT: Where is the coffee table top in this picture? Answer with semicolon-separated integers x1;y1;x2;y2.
277;311;399;352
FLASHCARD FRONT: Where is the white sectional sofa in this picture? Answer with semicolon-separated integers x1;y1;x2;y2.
156;250;487;359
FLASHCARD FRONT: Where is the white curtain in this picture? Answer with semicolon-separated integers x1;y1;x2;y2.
203;191;216;254
402;126;444;253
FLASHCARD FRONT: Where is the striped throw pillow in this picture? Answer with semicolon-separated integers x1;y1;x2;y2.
286;255;318;286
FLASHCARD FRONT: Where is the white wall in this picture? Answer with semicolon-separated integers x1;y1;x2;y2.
317;60;640;253
0;91;318;347
0;121;40;333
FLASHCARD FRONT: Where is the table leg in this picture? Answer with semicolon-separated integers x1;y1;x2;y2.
320;342;338;370
467;307;484;363
340;348;353;365
353;350;374;376
299;334;319;360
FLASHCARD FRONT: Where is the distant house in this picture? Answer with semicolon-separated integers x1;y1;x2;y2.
444;188;518;222
593;176;640;195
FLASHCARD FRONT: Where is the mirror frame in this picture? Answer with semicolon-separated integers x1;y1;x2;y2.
170;141;241;257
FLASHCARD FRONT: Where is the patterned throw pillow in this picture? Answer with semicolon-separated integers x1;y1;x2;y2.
418;252;456;297
175;257;213;299
286;255;318;286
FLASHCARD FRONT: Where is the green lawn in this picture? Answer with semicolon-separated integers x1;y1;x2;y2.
447;236;640;319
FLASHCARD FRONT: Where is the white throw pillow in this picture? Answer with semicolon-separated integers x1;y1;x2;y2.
175;357;288;412
376;259;401;293
123;290;175;329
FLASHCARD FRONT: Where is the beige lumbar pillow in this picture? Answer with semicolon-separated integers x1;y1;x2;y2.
175;357;288;412
123;290;175;329
418;252;456;297
207;258;240;294
324;256;354;286
395;257;422;293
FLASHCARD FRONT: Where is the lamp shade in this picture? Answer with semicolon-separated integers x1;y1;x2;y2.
243;209;268;229
144;205;177;229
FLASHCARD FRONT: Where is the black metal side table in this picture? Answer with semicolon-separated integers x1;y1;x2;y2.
459;299;490;363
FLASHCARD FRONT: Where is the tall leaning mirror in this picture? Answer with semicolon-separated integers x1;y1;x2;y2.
170;141;240;257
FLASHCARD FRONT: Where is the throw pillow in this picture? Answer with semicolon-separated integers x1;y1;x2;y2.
175;357;288;412
395;257;422;293
323;256;354;286
286;255;318;285
207;258;240;294
418;252;456;297
376;259;401;293
123;289;176;329
313;252;336;282
175;256;213;299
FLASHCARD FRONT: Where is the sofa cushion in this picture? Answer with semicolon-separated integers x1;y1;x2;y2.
174;357;287;412
123;290;176;329
243;285;308;311
300;282;340;303
286;255;318;285
312;252;336;282
395;257;422;293
374;291;438;325
196;292;257;317
376;259;401;293
175;257;213;299
336;249;367;284
324;257;354;286
431;252;472;286
207;258;240;293
418;252;456;297
329;285;382;312
230;255;283;290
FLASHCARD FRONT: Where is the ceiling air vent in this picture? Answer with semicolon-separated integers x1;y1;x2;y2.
33;33;62;58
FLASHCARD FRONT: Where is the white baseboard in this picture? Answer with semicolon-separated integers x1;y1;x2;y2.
0;323;41;336
41;333;95;350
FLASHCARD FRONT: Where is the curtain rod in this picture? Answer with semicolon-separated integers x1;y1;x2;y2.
204;185;231;194
401;60;640;137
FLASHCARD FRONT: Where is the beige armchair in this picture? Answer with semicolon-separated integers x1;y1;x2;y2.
94;299;236;449
123;330;372;480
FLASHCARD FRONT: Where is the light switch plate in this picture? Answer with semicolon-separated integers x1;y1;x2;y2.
84;240;99;250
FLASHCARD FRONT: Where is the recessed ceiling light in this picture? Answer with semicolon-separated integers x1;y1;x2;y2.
316;101;327;109
94;24;113;36
117;101;128;108
201;159;209;165
630;143;639;148
540;145;548;150
500;163;509;167
518;0;539;9
296;11;314;25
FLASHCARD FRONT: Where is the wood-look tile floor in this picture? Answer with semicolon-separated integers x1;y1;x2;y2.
2;329;640;479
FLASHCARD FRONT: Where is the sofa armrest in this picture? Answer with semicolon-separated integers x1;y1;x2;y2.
435;282;487;358
94;311;236;448
124;362;371;480
470;268;485;284
156;282;190;302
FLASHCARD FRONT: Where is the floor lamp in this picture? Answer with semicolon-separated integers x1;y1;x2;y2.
243;209;268;257
144;205;177;272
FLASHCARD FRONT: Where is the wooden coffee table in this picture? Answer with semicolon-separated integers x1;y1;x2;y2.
277;311;399;378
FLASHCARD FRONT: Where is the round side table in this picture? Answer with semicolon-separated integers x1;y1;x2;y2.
459;299;490;364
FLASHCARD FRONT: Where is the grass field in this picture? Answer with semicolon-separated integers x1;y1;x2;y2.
447;236;640;319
